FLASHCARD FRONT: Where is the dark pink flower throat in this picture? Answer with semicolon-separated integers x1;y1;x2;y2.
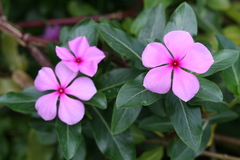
75;58;82;64
171;59;180;68
58;87;65;94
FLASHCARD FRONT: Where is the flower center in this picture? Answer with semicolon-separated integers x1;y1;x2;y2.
58;87;65;94
171;60;180;68
75;58;82;64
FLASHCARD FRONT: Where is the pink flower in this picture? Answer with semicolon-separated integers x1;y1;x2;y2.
142;30;214;101
34;62;97;125
56;36;105;77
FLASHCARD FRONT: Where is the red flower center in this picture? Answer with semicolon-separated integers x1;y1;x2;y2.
75;58;82;64
171;59;180;68
58;87;65;94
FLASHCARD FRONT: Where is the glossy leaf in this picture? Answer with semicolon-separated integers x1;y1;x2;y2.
195;77;223;102
148;98;167;117
56;119;82;160
0;87;45;113
139;115;173;132
84;91;107;109
59;26;71;44
111;105;142;134
129;125;146;144
206;0;230;11
138;4;165;43
171;124;211;160
29;118;55;132
95;24;145;69
209;110;239;124
137;146;163;160
144;0;174;9
97;68;142;98
200;49;239;77
130;9;151;36
189;98;229;113
116;74;162;108
90;107;135;160
216;34;240;95
165;91;202;150
72;137;86;160
164;2;197;36
67;19;99;46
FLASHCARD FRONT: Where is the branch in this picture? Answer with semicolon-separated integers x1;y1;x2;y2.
17;0;143;28
214;134;240;145
201;151;240;160
0;16;53;68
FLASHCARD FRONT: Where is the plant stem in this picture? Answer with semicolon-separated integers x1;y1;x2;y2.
228;98;240;107
16;0;143;28
201;151;240;160
214;134;240;145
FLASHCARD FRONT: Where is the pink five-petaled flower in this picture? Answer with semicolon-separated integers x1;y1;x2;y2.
55;36;105;77
142;30;214;102
34;62;97;125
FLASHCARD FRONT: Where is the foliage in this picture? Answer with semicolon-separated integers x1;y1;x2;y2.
1;0;240;160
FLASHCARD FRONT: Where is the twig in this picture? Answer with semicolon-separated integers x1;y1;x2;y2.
214;134;240;146
0;16;53;68
201;151;240;160
17;0;143;28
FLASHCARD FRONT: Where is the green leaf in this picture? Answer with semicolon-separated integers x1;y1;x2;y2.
195;77;223;102
111;105;142;134
95;24;145;69
59;26;71;44
97;68;142;98
56;119;82;160
129;125;146;144
72;137;86;160
139;115;173;132
84;91;107;109
164;2;197;36
171;124;211;160
209;110;238;124
29;118;55;132
138;4;165;43
0;87;45;113
189;98;229;113
199;49;239;77
144;0;174;9
216;34;240;95
206;0;230;11
165;91;202;150
148;98;167;117
116;74;162;108
67;19;99;46
193;5;222;33
137;146;163;160
130;9;151;36
90;107;135;160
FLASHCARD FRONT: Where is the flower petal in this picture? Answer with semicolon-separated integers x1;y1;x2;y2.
180;43;214;74
143;65;172;94
164;30;194;59
142;42;172;68
34;67;59;91
68;36;90;57
56;46;75;61
55;62;77;87
58;94;85;125
77;61;96;77
66;77;97;101
35;92;58;121
172;68;200;102
83;46;105;63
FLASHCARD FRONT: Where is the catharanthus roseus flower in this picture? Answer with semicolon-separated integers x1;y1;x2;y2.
56;36;105;77
34;62;97;125
142;30;214;101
